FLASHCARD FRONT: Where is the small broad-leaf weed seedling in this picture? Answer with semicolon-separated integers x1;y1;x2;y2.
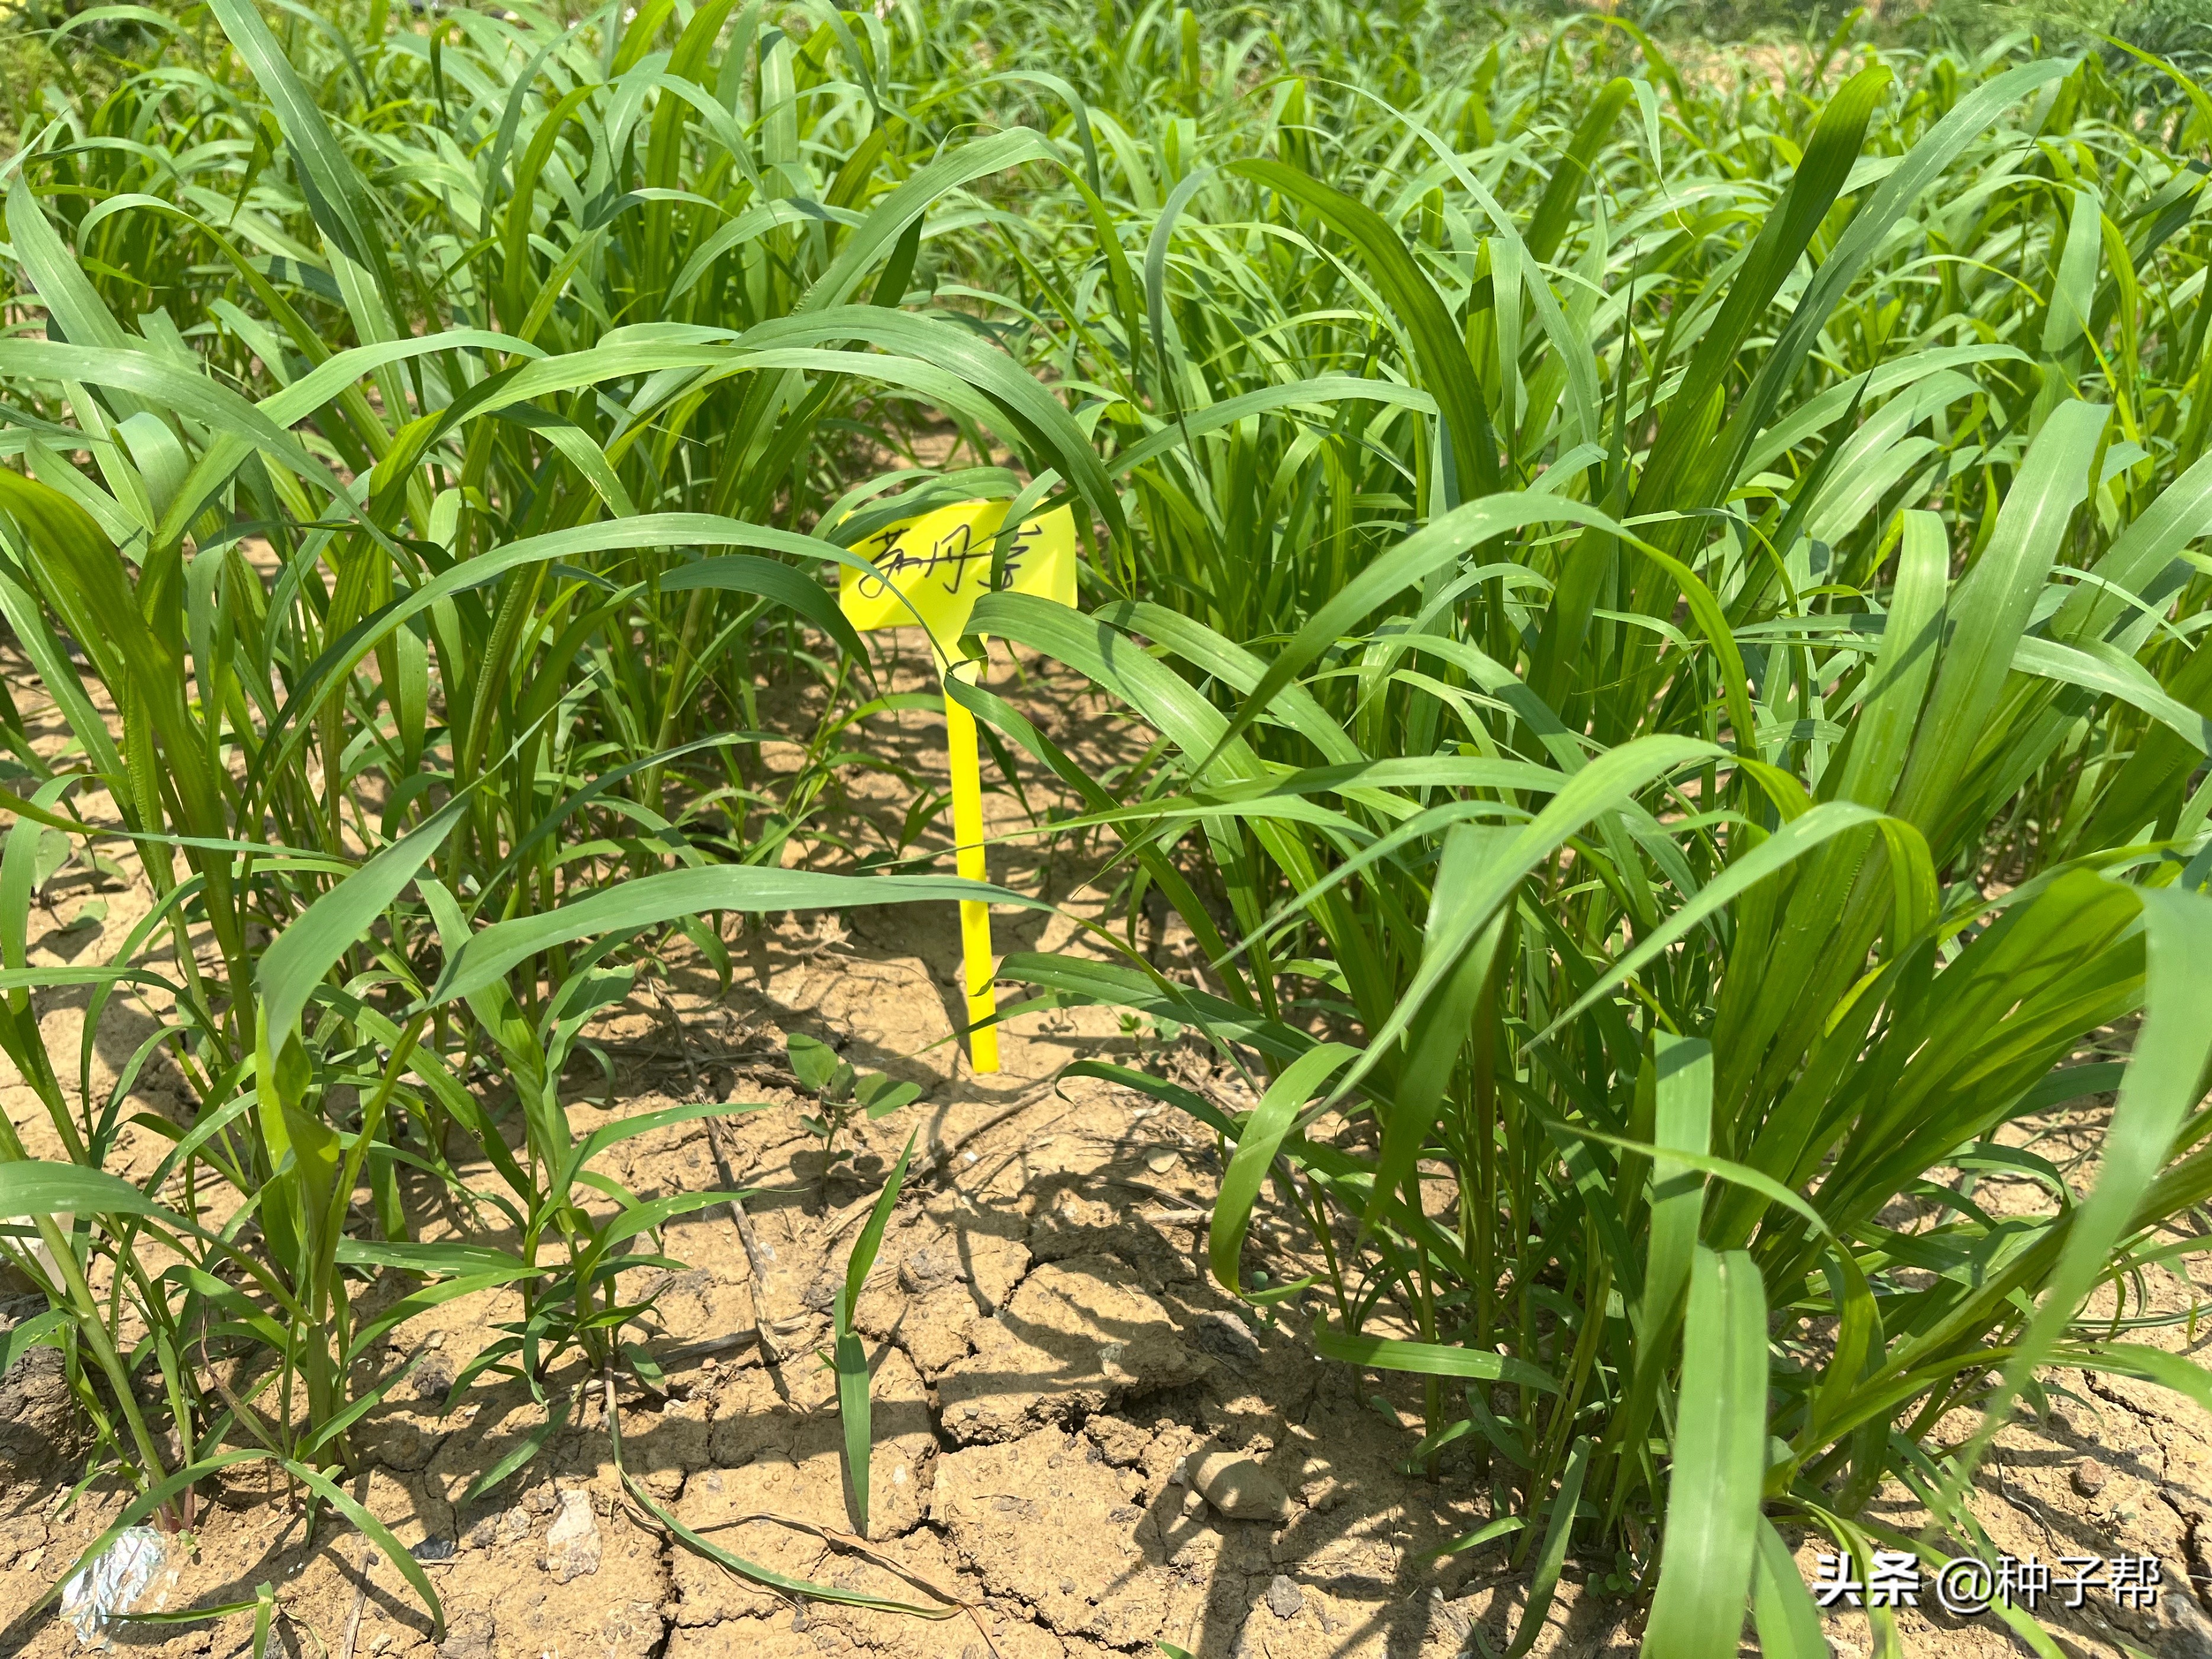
788;1030;923;1180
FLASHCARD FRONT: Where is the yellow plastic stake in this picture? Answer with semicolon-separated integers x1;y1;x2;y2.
943;663;999;1073
834;498;1077;1076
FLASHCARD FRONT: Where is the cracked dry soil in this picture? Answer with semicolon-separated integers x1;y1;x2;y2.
0;908;1559;1659
2;650;2210;1659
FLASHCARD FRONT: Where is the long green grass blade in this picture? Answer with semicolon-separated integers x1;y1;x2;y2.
1640;1249;1767;1657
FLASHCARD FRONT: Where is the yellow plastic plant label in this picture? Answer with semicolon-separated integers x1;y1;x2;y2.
833;498;1077;1078
837;499;1077;643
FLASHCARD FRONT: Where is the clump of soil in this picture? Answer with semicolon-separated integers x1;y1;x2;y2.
0;1313;86;1491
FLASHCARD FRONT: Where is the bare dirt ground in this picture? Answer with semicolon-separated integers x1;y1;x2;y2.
1;644;2210;1659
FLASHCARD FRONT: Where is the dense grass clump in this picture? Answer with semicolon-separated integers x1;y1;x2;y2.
0;0;1118;1622
0;1;2207;1651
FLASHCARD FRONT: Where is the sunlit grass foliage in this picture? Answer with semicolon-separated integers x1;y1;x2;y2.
0;1;2206;1651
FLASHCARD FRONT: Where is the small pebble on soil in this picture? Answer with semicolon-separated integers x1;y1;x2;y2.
542;1489;602;1583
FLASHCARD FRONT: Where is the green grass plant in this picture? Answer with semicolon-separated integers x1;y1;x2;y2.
952;15;2212;1652
0;0;1105;1625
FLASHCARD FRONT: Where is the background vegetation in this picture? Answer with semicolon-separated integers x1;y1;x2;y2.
0;0;2208;1652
